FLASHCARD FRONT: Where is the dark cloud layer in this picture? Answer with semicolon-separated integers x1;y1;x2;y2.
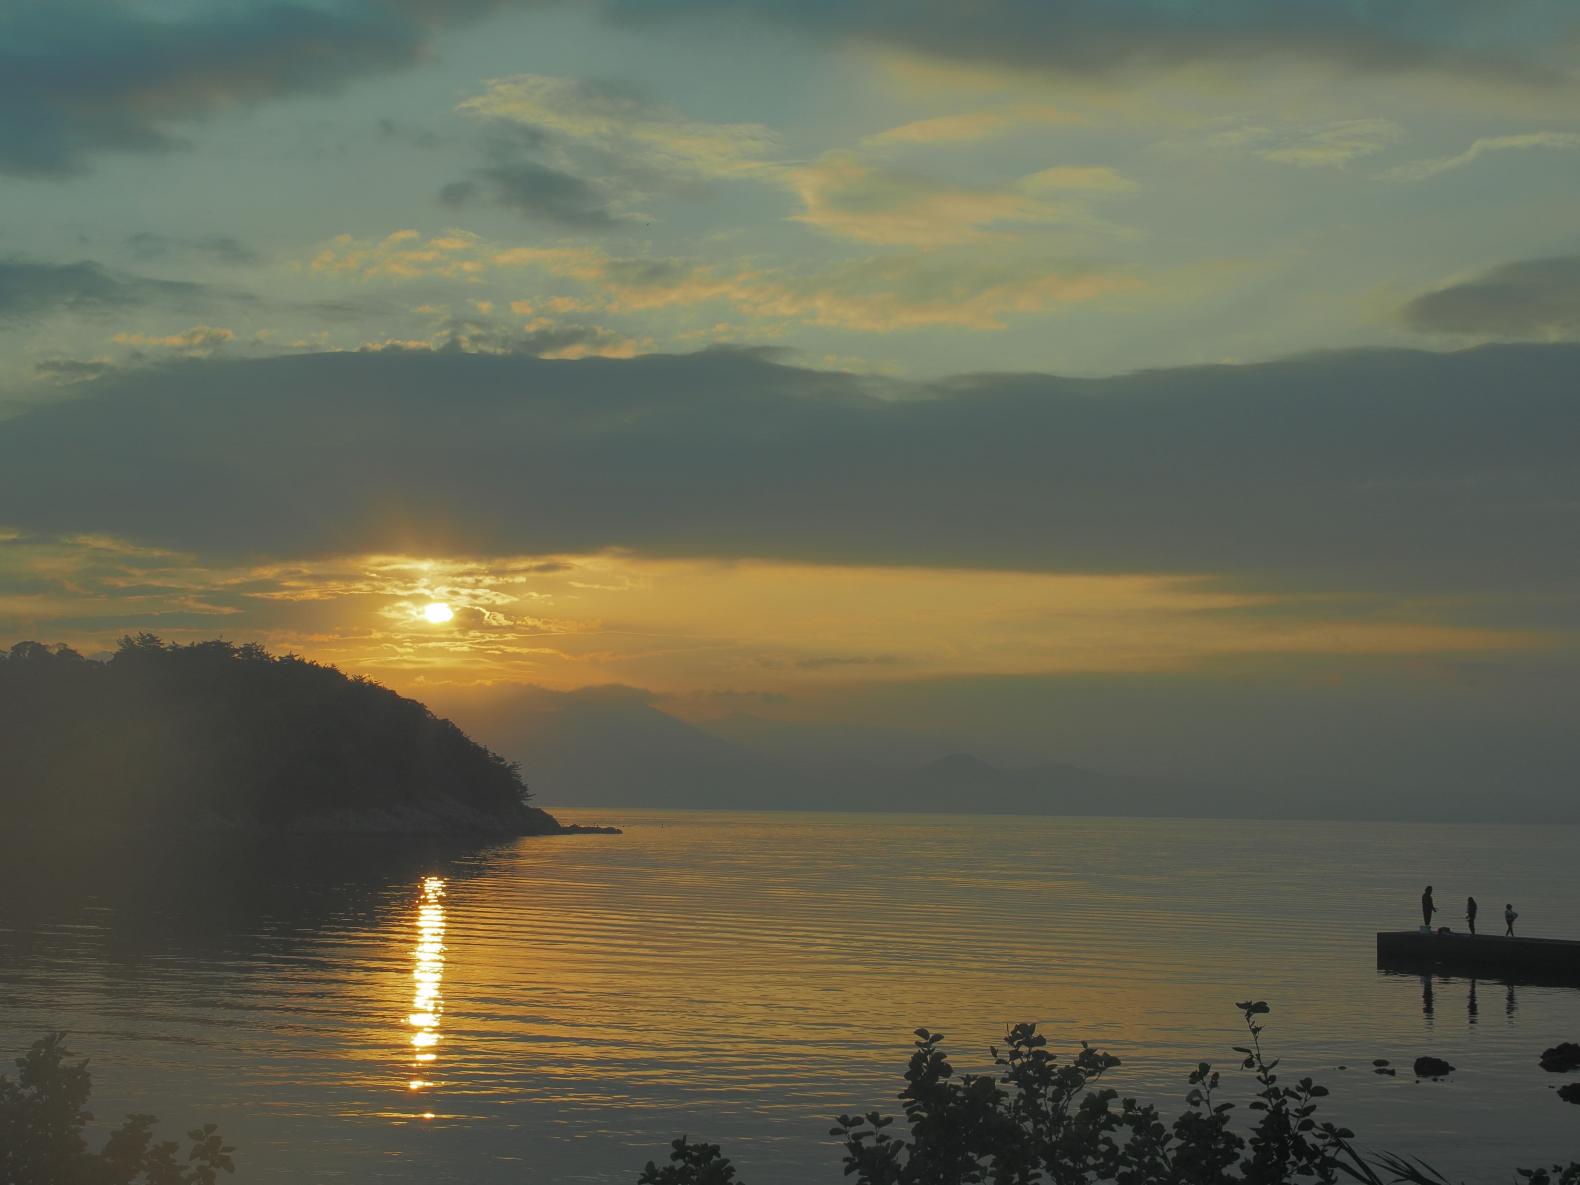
9;1;1570;178
0;258;203;321
0;344;1574;592
1404;256;1580;339
0;0;512;175
601;0;1574;83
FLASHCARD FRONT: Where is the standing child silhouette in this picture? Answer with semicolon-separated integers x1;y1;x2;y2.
1466;896;1478;935
1504;903;1518;936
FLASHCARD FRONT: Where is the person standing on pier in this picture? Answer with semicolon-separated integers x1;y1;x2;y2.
1505;903;1518;936
1466;896;1478;935
1422;885;1437;929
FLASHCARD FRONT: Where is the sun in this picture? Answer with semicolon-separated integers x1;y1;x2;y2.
422;602;454;624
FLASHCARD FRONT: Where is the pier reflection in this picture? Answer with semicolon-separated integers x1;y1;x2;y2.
407;875;446;1112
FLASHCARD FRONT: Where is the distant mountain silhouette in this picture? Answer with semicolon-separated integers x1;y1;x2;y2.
442;685;801;809
444;687;1263;817
0;636;586;837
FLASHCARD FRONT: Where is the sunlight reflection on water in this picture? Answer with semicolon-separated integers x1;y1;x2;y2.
407;875;445;1108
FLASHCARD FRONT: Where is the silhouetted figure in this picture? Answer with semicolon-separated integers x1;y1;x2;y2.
1421;885;1437;928
1504;903;1518;936
1466;896;1478;935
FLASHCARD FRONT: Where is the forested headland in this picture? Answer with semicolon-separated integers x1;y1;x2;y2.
0;635;576;837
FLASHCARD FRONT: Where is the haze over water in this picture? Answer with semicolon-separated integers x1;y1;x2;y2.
3;811;1577;1183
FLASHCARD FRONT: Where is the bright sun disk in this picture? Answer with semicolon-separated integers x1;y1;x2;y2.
422;602;454;624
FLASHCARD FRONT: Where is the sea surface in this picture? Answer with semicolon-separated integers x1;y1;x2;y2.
1;811;1577;1182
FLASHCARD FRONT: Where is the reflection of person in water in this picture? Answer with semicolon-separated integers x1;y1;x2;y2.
1421;974;1434;1018
1421;886;1437;928
1506;983;1517;1018
1466;896;1478;935
1467;978;1478;1023
1504;903;1518;936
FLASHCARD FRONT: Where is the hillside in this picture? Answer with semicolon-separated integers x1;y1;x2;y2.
0;636;579;836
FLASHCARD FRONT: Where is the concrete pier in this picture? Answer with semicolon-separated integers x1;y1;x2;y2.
1377;930;1580;985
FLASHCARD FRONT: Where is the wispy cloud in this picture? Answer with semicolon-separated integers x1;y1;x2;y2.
1381;131;1580;181
0;258;206;321
782;152;1133;245
457;74;781;181
306;230;487;281
112;325;236;355
1201;119;1403;168
125;232;260;266
860;104;1078;148
302;232;1140;331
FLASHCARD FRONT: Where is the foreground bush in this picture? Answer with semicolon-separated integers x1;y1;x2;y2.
0;1032;233;1185
639;1002;1580;1185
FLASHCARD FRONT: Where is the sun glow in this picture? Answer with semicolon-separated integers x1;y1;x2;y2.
422;601;454;624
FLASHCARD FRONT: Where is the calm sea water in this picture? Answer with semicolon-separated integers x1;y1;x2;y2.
2;811;1577;1182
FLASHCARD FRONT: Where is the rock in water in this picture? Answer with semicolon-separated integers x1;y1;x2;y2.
1539;1042;1580;1073
1413;1056;1455;1078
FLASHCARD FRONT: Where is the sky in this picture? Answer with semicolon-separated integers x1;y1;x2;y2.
2;0;1578;810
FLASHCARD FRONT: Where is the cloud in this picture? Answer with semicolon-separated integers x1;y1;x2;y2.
1403;256;1580;339
547;247;1139;330
5;2;1571;182
307;230;488;281
1201;119;1403;168
442;74;782;229
448;75;1131;246
860;105;1078;148
125;232;260;265
1381;131;1580;182
782;152;1131;245
0;344;1573;595
784;153;1054;244
0;0;519;176
595;0;1575;86
0;258;205;321
1019;165;1137;192
33;357;115;384
719;253;1138;330
456;74;780;181
362;316;641;359
113;325;237;355
440;156;624;228
303;233;1140;330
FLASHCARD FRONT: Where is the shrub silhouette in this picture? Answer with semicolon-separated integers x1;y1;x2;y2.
0;1032;233;1185
0;636;546;832
639;1002;1580;1185
9;1013;1580;1185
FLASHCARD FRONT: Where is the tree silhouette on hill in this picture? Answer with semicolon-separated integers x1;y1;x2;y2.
0;635;556;834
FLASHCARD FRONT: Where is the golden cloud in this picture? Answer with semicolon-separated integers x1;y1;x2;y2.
860;104;1079;147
